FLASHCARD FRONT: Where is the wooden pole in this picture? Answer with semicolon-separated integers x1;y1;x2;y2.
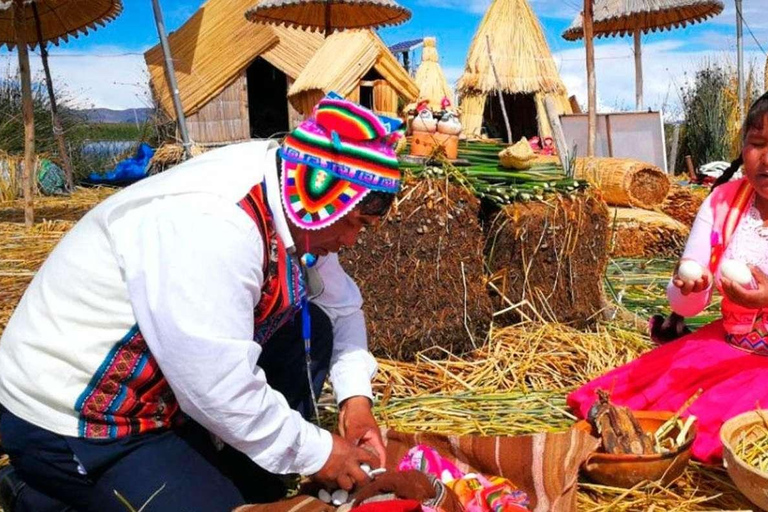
669;124;681;175
32;3;73;192
13;0;34;227
634;31;643;111
544;96;570;174
324;0;331;37
485;35;513;144
150;0;192;159
584;0;597;157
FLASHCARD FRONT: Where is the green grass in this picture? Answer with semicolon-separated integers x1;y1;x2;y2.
70;123;152;142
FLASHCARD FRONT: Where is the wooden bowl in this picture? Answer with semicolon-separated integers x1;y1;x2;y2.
573;410;696;488
720;410;768;510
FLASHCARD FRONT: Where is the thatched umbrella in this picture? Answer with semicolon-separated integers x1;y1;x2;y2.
563;0;724;110
414;37;453;109
0;0;122;226
245;0;411;37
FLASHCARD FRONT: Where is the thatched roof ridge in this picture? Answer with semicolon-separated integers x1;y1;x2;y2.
414;37;453;108
245;0;410;32
562;0;724;40
288;29;418;108
144;0;323;119
457;0;567;96
0;0;122;49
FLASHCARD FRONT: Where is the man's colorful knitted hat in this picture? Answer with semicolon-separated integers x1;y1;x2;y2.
280;93;403;230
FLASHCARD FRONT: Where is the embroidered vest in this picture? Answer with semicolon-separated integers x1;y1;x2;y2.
75;184;305;438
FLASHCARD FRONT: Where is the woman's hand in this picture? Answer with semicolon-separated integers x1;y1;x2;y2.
673;263;713;296
721;265;768;309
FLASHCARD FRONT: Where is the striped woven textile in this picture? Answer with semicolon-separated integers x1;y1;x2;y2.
233;428;597;512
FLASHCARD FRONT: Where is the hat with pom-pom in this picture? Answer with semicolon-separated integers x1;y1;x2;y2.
279;92;403;230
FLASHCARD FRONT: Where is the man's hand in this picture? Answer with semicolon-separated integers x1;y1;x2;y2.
312;434;379;491
673;263;713;296
338;396;386;467
722;265;768;309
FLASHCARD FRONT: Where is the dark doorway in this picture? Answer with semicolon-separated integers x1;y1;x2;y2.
247;57;289;138
483;92;538;143
360;85;374;110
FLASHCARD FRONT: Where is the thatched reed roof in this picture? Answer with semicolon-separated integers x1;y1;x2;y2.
144;0;323;119
0;0;122;49
288;29;418;112
414;37;453;109
563;0;724;40
457;0;567;96
245;0;410;33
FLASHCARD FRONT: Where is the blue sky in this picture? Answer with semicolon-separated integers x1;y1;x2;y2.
0;0;765;114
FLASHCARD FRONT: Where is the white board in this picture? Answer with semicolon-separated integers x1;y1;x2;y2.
560;111;668;173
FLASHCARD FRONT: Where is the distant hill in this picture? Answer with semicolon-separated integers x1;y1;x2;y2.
78;108;153;124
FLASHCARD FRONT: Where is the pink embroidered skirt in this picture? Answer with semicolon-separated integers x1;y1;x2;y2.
567;320;768;463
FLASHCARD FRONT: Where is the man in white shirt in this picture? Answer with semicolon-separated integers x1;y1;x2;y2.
0;95;403;511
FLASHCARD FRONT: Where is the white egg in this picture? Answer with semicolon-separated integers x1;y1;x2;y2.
678;260;703;281
331;489;349;506
720;259;753;286
318;489;332;503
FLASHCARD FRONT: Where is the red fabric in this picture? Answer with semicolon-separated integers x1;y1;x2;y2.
353;499;423;512
568;320;768;463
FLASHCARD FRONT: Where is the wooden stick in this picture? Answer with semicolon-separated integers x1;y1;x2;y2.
544;95;570;174
32;2;74;192
584;0;597;157
634;31;643;111
685;155;696;182
669;124;681;175
13;0;34;227
485;35;512;144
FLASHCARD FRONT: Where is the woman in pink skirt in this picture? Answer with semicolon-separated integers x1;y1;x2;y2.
568;92;768;464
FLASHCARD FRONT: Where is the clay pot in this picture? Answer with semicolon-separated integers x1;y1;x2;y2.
573;410;695;488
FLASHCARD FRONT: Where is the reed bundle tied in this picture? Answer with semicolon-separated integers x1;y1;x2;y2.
610;208;690;259
575;158;671;210
662;184;710;228
147;143;206;176
486;193;610;327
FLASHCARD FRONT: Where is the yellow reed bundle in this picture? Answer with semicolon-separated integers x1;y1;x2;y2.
610;207;689;258
574;157;670;210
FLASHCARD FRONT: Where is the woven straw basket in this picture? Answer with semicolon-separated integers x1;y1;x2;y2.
499;138;536;170
575;157;670;210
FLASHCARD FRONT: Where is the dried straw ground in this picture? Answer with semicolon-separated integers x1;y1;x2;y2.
0;189;756;511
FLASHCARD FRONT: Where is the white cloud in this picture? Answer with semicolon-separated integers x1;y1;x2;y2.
0;46;150;110
554;39;765;118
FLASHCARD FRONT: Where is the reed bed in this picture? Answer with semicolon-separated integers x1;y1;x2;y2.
606;258;721;330
372;322;651;397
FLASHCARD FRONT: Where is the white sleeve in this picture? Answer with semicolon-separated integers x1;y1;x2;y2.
311;253;377;404
667;194;715;317
108;196;332;475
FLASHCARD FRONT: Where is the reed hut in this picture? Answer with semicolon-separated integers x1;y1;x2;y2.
288;30;419;118
144;0;323;145
457;0;572;141
413;37;453;109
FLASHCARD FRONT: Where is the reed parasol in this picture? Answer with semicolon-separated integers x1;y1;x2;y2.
245;0;411;37
563;0;723;110
0;0;122;226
